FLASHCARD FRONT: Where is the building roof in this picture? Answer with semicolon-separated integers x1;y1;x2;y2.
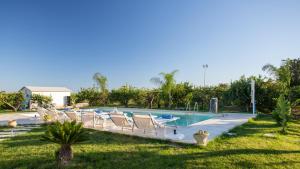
21;86;72;92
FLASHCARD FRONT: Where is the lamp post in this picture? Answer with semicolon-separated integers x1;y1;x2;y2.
203;64;208;87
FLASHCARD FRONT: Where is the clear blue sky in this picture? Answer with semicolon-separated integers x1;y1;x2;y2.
0;0;299;92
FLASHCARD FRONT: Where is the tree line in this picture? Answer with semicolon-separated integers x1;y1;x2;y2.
71;75;279;113
71;58;300;114
1;58;299;117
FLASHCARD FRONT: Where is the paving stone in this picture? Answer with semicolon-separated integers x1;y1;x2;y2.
263;133;276;138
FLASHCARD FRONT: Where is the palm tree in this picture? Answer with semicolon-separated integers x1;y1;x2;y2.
263;61;295;132
150;70;178;108
262;62;291;96
262;64;278;78
42;121;88;166
263;59;300;111
93;73;108;93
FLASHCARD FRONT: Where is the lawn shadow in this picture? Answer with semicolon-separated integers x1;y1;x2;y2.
0;154;56;169
73;150;186;169
287;127;300;137
72;148;300;169
226;118;279;137
82;129;192;148
1;146;299;169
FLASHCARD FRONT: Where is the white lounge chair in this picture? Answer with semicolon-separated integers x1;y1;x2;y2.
65;111;80;122
81;111;104;128
37;107;59;122
132;114;163;135
45;108;69;122
46;109;60;121
109;114;133;131
37;107;48;120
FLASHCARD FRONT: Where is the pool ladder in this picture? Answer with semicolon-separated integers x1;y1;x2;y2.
186;102;199;111
193;102;199;111
185;102;191;111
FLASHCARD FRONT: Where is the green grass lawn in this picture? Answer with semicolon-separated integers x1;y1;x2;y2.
0;115;300;169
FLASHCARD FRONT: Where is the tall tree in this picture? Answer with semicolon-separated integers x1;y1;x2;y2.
262;60;291;97
263;59;294;127
0;92;24;112
93;73;109;105
93;73;108;93
172;82;193;108
76;88;103;106
289;58;300;87
146;89;160;109
110;85;136;107
150;70;178;108
31;94;52;107
224;76;252;112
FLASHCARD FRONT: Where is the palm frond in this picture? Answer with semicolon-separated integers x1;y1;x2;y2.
41;121;89;145
150;77;163;86
93;72;108;92
170;69;179;75
262;64;278;77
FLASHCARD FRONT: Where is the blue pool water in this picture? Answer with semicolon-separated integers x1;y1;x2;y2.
129;112;214;126
165;113;214;126
97;108;214;126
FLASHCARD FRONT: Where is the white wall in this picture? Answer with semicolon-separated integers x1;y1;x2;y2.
32;91;71;108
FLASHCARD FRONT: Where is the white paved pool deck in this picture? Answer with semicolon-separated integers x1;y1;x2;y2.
0;111;255;144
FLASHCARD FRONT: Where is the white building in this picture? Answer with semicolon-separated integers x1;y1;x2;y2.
20;86;72;109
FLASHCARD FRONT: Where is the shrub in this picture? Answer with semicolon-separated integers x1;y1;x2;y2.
110;85;136;107
31;94;52;107
76;88;106;106
272;95;291;133
0;92;25;112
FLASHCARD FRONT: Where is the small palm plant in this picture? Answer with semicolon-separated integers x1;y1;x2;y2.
42;121;88;166
273;95;291;133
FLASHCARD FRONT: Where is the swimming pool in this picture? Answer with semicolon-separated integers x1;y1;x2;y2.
127;111;214;126
96;108;214;127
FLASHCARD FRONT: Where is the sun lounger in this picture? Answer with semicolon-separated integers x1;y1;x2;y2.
42;108;69;122
65;111;80;122
37;107;48;120
81;111;105;128
109;113;133;131
132;114;163;135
